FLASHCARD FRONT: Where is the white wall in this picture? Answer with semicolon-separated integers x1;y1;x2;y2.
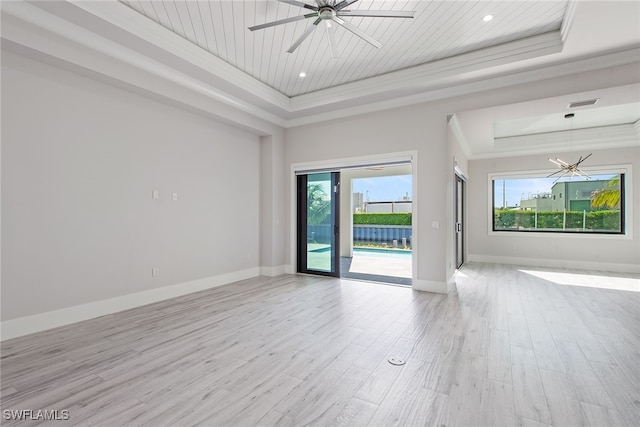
259;134;287;275
446;119;470;289
286;105;448;292
1;50;261;322
467;146;640;272
285;63;640;291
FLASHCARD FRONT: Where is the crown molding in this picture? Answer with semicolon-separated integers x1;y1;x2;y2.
493;121;640;152
290;31;564;112
3;0;638;135
286;49;640;128
561;0;580;43
70;0;291;110
0;1;287;130
471;121;640;160
2;1;565;117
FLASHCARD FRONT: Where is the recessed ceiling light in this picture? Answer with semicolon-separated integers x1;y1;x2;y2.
483;14;494;22
299;72;306;78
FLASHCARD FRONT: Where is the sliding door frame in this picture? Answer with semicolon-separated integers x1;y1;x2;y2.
296;172;340;277
289;151;418;284
454;172;466;269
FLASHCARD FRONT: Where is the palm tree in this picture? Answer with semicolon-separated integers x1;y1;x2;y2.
591;176;620;210
307;183;331;225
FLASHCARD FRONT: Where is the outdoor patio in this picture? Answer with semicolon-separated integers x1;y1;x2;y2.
341;248;412;286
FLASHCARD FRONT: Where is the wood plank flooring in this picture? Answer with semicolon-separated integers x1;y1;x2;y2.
1;263;639;426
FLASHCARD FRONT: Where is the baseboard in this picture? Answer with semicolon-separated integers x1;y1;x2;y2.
467;254;640;274
447;274;457;293
412;279;447;294
0;267;260;341
260;265;287;277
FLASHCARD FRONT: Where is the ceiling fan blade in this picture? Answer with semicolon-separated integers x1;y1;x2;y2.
277;0;318;11
332;16;382;49
325;21;339;59
546;169;564;178
335;0;360;10
249;13;317;31
287;22;319;53
548;158;563;167
337;10;415;18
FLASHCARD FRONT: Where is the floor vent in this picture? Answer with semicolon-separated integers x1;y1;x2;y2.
388;357;406;366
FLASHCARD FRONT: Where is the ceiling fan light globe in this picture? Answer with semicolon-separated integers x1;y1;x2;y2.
319;7;336;20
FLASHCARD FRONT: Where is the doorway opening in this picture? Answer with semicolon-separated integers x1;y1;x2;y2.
455;172;465;269
339;164;413;286
294;154;416;286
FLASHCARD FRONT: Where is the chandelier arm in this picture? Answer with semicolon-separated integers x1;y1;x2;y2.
578;153;593;164
552;171;569;184
575;169;591;179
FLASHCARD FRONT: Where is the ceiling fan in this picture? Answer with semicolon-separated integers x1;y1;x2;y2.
248;0;415;58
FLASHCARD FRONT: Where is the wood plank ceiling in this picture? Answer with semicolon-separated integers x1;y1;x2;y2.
119;1;567;97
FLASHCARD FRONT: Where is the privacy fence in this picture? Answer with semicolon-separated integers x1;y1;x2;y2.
494;209;621;232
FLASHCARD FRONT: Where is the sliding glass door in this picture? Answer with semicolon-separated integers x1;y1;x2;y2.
297;172;340;277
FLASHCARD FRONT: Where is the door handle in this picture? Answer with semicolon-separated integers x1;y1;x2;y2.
456;222;462;233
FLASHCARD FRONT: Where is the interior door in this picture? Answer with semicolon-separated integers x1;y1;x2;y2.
455;174;465;269
297;172;340;277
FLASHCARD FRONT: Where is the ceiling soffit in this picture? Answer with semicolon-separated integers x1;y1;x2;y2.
1;1;639;130
118;0;568;97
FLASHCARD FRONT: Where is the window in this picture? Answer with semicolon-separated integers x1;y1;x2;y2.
492;170;626;234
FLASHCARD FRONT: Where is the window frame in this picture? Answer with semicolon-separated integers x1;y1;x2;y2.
488;164;632;239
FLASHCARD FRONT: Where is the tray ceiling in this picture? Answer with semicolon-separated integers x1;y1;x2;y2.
119;0;567;97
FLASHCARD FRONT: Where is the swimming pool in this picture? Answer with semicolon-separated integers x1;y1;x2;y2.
353;247;412;259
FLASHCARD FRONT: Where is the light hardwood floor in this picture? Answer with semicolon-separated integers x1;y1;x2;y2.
1;263;639;426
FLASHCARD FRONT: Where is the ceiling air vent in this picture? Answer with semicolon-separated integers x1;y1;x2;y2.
568;98;599;108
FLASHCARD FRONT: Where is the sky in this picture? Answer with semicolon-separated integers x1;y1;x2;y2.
353;175;412;202
321;172;615;207
493;173;616;208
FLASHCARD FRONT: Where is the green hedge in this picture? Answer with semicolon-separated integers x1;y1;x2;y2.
494;209;620;231
353;213;412;226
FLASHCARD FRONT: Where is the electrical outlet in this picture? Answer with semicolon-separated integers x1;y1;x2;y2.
152;190;159;200
152;268;159;277
172;193;178;201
